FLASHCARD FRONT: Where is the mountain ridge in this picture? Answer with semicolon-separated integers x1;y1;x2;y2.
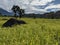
0;8;13;15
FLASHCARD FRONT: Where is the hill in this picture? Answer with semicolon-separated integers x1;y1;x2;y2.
0;8;13;16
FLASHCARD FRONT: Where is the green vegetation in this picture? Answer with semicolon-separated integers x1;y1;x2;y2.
11;5;25;18
0;17;60;45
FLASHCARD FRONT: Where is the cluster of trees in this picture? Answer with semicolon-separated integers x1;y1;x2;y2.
11;5;25;18
23;11;60;19
42;11;60;19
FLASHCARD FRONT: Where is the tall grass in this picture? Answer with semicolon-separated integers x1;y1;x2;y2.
0;17;60;45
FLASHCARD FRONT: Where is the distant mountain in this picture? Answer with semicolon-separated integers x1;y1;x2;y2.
0;8;13;16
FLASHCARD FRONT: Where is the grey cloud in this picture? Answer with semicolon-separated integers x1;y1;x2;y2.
0;0;60;14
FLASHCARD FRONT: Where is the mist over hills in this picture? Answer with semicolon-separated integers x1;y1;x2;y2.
0;8;13;15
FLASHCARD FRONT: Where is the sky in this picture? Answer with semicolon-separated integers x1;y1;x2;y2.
0;0;60;14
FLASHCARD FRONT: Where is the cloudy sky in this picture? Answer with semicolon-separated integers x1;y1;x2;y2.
0;0;60;14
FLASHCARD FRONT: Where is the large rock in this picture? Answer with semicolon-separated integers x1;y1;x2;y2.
2;18;26;27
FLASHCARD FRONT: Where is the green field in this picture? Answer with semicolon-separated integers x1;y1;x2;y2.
0;17;60;45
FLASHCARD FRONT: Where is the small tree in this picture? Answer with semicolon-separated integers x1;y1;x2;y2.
32;13;36;19
11;5;25;18
49;12;54;19
11;5;17;17
0;13;2;16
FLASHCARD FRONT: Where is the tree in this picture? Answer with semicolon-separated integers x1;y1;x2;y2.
55;11;60;18
19;9;25;17
11;5;25;18
49;12;54;19
32;13;36;19
11;5;17;17
0;13;2;16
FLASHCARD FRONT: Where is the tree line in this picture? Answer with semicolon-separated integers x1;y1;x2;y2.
42;11;60;19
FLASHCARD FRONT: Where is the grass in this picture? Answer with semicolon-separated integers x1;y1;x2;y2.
0;17;60;45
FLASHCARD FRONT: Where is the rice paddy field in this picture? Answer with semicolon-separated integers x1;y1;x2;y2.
0;17;60;45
